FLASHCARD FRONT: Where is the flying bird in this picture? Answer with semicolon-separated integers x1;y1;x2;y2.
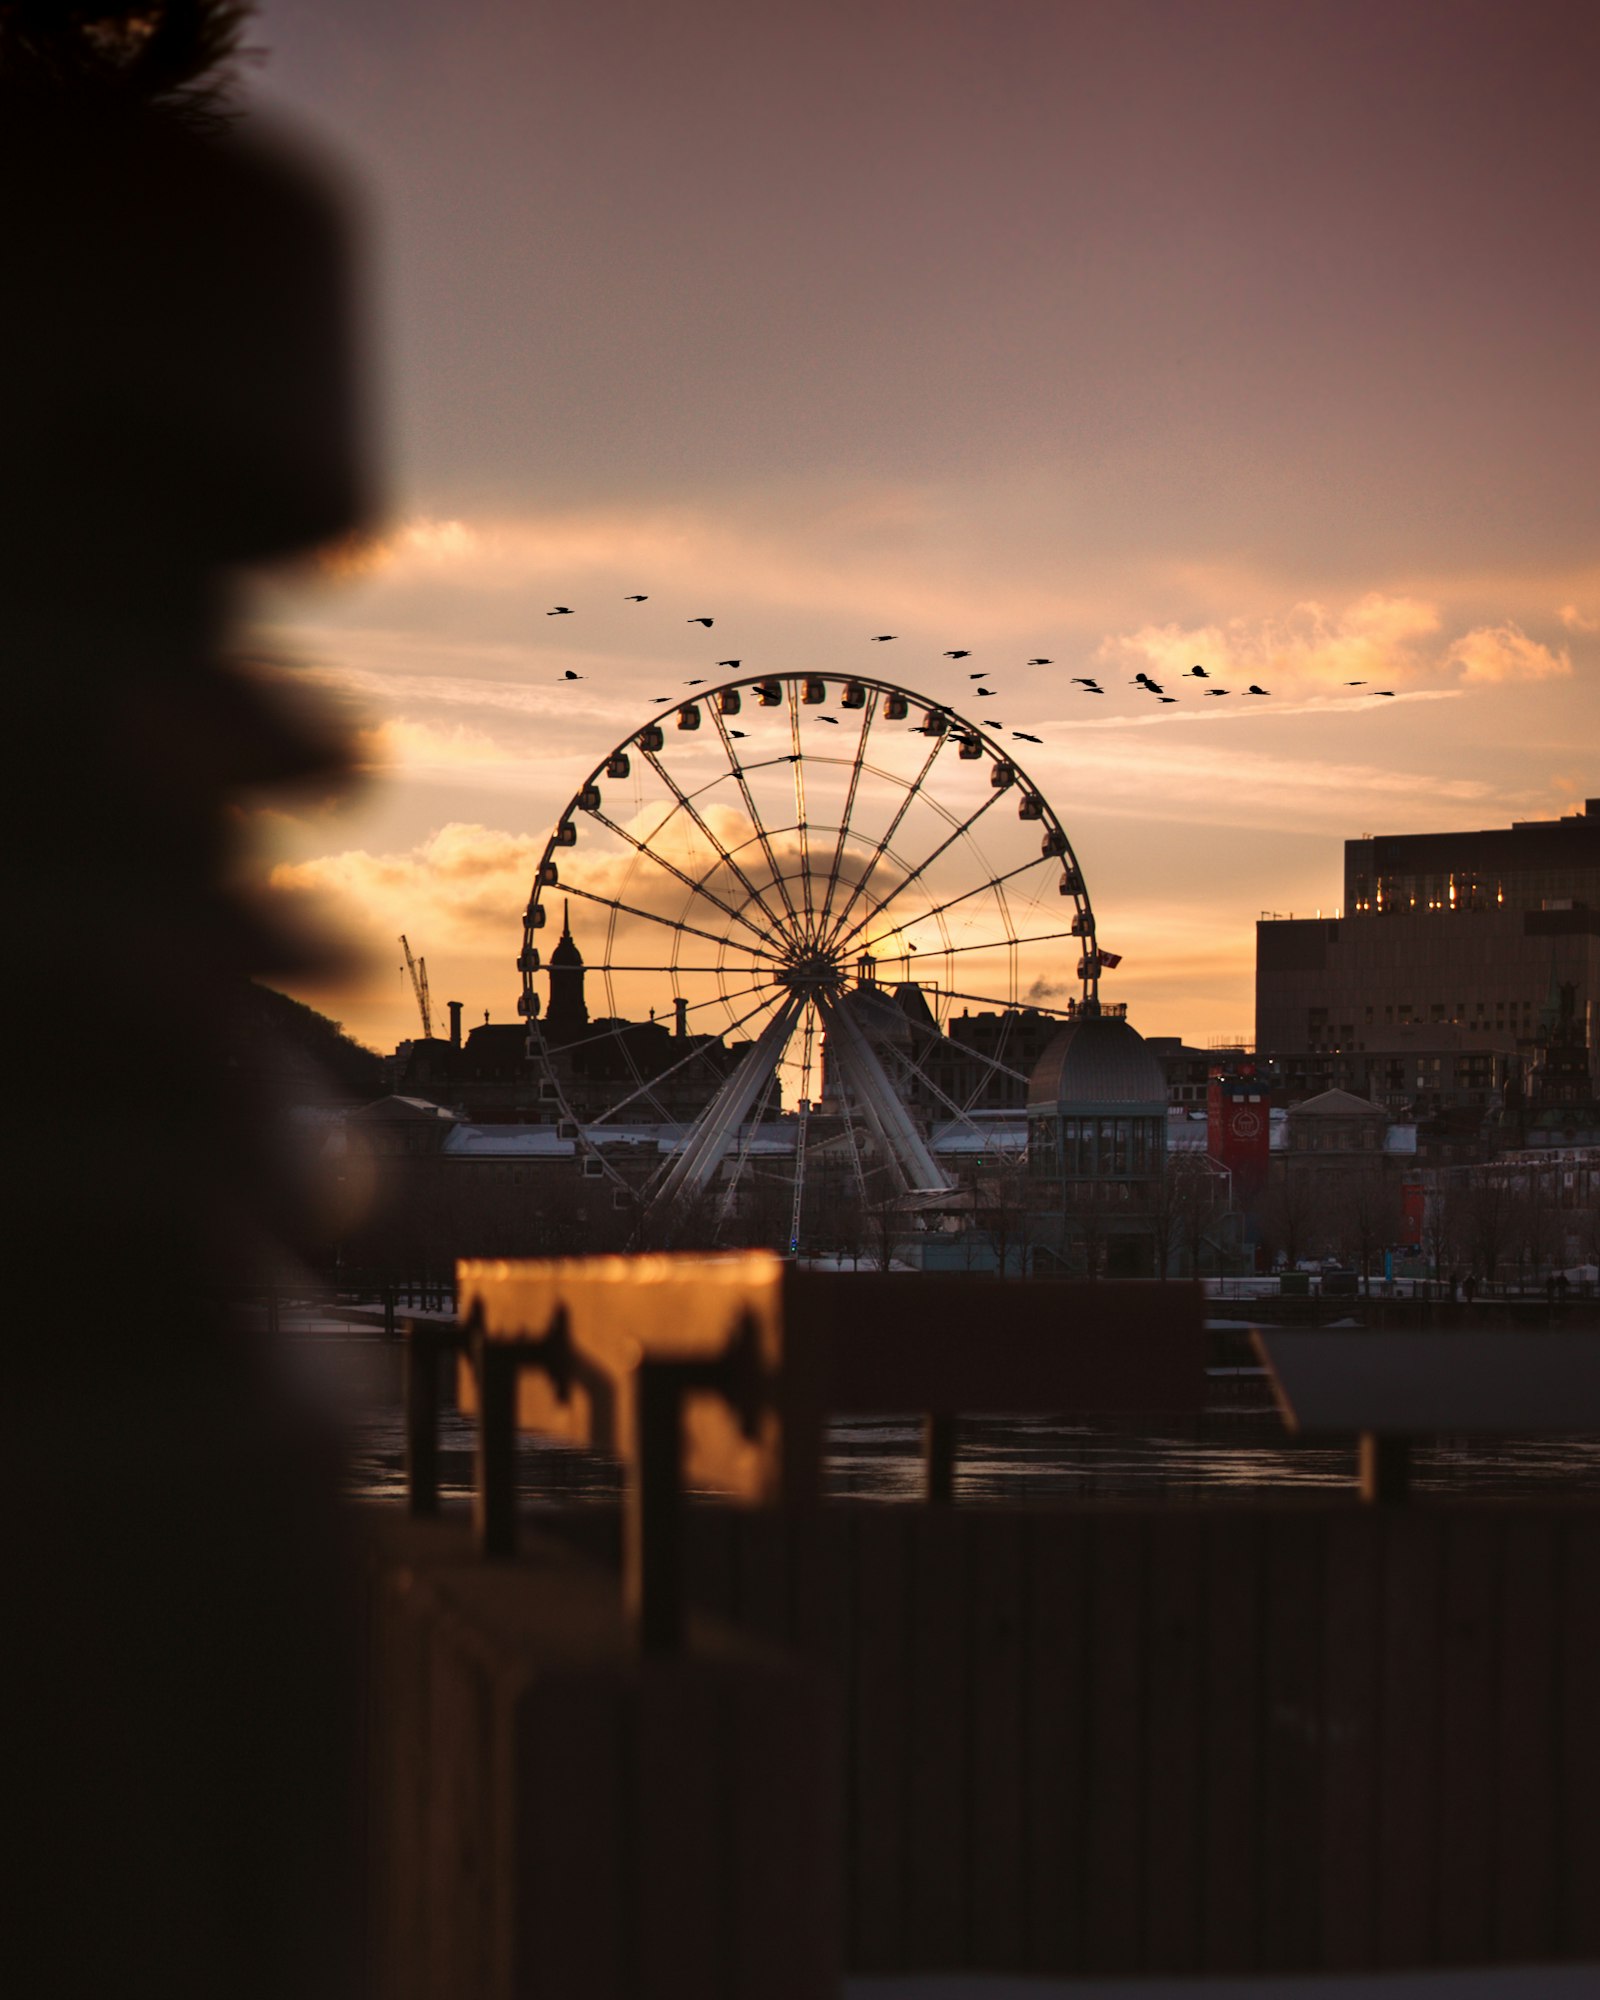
1375;690;1396;696
730;729;747;738
1158;696;1177;703
1244;685;1270;696
1189;665;1208;677
1345;680;1367;686
968;672;987;679
560;670;585;681
1204;688;1230;697
870;634;897;641
547;606;573;616
944;649;970;659
818;715;840;724
1071;677;1100;688
623;594;648;602
684;678;706;685
1012;731;1042;743
717;659;741;668
1028;658;1052;666
688;616;714;627
976;687;996;696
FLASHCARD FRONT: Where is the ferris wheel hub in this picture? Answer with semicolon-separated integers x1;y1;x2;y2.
777;947;845;997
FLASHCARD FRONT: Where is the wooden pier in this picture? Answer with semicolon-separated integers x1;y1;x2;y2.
361;1254;1600;1996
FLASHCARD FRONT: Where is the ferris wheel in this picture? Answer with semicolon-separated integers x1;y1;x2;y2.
518;671;1102;1242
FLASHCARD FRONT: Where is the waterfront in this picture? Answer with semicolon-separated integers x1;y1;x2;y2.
284;1323;1600;1511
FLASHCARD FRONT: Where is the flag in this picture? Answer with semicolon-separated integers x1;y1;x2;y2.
1097;948;1123;968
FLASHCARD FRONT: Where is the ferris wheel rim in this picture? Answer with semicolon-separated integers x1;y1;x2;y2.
520;669;1103;1224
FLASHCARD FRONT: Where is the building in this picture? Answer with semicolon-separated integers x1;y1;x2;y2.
1269;1024;1521;1118
390;909;755;1125
1344;804;1600;916
1025;1012;1170;1276
822;976;1123;1119
1256;801;1600;1073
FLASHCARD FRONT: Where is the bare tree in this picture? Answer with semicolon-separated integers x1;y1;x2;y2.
1138;1152;1184;1279
1423;1175;1462;1288
972;1151;1036;1277
1510;1165;1562;1287
1460;1172;1518;1288
1332;1165;1402;1293
1255;1170;1319;1272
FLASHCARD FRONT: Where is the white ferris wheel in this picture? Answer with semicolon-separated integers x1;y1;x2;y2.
518;671;1103;1242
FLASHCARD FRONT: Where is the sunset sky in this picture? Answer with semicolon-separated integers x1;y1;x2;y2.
246;0;1598;1054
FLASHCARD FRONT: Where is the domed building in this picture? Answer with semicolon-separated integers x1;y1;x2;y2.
1026;1012;1169;1275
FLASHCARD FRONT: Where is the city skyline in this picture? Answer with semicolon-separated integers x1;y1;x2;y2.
243;1;1598;1052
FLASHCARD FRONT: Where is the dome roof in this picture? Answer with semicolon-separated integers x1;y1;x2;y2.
1027;1013;1167;1113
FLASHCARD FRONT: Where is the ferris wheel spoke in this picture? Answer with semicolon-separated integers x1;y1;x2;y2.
815;688;878;944
859;853;1061;956
889;1037;1004;1144
586;986;789;1128
787;681;816;940
900;1014;1032;1087
787;1000;818;1253
638;748;794;942
536;977;782;1069
874;926;1087;968
583;804;781;953
831;785;1007;957
650;993;805;1212
936;984;1082;1019
820;730;950;948
558;881;782;964
836;1082;870;1205
707;705;803;932
718;1052;788;1230
816;987;951;1195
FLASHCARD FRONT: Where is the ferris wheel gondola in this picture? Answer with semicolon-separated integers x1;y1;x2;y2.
519;672;1100;1241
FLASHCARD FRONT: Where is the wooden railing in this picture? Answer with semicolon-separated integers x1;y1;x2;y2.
408;1255;1206;1648
369;1255;1600;1990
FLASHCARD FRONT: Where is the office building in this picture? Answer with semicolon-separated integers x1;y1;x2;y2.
1256;801;1599;1073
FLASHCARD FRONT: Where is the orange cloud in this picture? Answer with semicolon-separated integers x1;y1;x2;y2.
1446;622;1572;683
1097;592;1443;691
354;717;515;773
1558;603;1598;634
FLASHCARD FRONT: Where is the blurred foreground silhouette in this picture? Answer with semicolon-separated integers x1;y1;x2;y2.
2;7;376;1992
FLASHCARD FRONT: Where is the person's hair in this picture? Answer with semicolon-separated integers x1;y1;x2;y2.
0;2;255;121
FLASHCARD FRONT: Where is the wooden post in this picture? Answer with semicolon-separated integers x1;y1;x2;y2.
474;1333;518;1558
629;1363;687;1654
924;1414;957;1503
1359;1432;1410;1504
405;1325;441;1517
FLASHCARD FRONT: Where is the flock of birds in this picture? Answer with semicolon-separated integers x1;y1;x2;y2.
542;599;1397;744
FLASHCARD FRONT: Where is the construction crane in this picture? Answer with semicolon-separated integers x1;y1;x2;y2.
399;934;433;1040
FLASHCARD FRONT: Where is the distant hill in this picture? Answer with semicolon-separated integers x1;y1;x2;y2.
225;982;387;1106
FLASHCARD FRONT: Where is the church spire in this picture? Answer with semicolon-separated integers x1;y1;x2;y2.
546;900;587;1040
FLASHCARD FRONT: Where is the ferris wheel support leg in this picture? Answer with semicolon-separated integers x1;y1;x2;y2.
653;995;803;1212
815;991;953;1195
